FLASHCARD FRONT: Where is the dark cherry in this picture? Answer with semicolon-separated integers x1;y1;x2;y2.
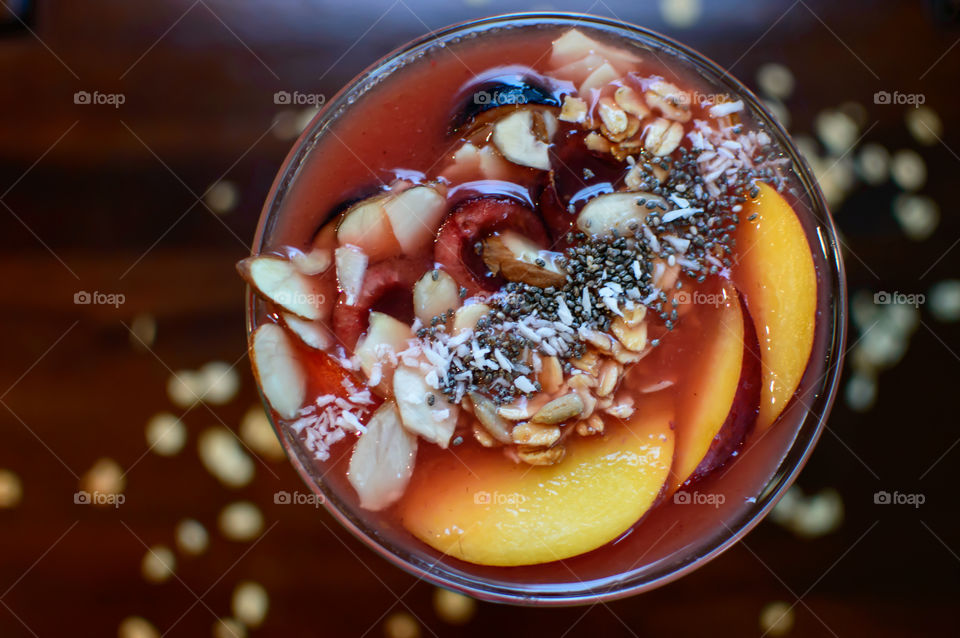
538;127;628;242
332;256;432;350
448;65;570;134
434;196;550;297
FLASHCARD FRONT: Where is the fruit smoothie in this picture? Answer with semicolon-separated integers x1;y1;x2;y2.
241;20;836;587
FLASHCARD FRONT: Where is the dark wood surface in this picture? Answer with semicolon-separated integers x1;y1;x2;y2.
1;1;959;636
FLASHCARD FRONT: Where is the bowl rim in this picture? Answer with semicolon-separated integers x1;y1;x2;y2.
244;11;848;606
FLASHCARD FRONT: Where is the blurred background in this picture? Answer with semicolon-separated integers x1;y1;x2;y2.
1;0;958;636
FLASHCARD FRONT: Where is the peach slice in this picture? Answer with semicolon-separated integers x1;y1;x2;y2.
398;394;675;566
732;182;817;430
669;283;745;492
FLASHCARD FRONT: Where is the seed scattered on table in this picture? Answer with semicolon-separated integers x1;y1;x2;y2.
0;469;22;508
145;412;186;457
219;501;264;541
175;518;209;556
232;580;269;629
141;545;176;583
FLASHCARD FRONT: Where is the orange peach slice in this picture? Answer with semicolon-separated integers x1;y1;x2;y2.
732;182;817;430
398;395;674;566
669;283;745;492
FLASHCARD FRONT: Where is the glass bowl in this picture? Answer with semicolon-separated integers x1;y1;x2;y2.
245;12;847;605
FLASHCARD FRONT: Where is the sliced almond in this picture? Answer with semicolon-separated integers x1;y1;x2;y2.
531;393;584;424
238;255;328;320
549;29;607;67
551;53;606;85
355;312;413;392
393;365;458;447
641;379;675;393
559;96;588;123
444;142;511;182
477;144;514;180
579;61;619;95
249;323;305;420
492;109;551;170
347;402;417;511
579;326;615;354
383;185;448;256
334;245;368;307
614;86;650;119
577;192;665;237
337;193;401;261
518;444;565;466
613;343;647;364
644;117;684;156
413;269;460;324
290;247;332;276
584;131;612;153
622;305;647;327
453;302;490;334
645;80;692;122
624;161;669;189
539;356;563;394
653;260;681;290
550;29;641;72
469;392;513;445
511;422;562;447
282;313;333;350
482;231;566;287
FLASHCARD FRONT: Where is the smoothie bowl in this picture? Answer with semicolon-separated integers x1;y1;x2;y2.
240;13;846;604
